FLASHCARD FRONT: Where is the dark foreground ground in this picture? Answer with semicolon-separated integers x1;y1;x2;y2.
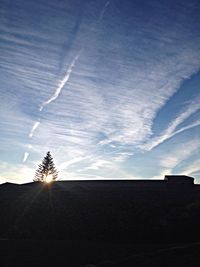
1;240;200;267
1;180;200;266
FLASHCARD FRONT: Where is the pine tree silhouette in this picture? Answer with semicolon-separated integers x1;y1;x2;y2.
34;151;58;182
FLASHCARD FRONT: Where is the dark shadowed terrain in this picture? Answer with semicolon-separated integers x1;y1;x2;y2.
2;239;200;267
1;177;200;266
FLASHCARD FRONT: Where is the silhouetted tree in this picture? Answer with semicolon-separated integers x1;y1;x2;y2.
34;151;58;182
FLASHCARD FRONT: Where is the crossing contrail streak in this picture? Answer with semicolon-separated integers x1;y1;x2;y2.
40;51;82;111
23;2;109;164
23;152;29;163
23;51;82;163
29;121;40;138
22;1;110;165
99;1;110;22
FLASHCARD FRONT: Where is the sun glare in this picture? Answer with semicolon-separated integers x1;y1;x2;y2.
45;174;53;183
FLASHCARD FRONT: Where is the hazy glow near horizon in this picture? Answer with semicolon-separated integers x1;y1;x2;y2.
0;0;200;184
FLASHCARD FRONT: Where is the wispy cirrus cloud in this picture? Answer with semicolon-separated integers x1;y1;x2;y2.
141;96;200;151
1;0;200;183
160;140;200;169
22;51;82;163
180;159;200;177
0;162;35;184
153;139;200;180
59;155;90;170
21;0;111;165
150;139;200;180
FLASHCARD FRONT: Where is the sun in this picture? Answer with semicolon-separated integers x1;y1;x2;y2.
45;174;53;183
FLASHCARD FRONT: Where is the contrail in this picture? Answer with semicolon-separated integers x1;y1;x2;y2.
59;156;88;170
40;1;109;111
40;51;82;111
23;152;29;163
22;0;109;164
29;121;40;138
99;1;110;22
23;51;82;163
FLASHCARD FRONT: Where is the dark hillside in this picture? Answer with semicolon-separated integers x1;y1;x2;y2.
0;177;200;242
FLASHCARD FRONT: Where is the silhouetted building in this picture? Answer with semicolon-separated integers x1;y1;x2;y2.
164;175;194;184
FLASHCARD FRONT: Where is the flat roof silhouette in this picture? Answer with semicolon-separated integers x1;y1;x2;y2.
0;175;195;190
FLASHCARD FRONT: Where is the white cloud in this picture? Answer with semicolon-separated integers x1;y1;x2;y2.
0;162;35;184
142;97;200;151
84;159;113;170
159;139;200;172
179;159;200;177
59;156;90;170
1;0;200;183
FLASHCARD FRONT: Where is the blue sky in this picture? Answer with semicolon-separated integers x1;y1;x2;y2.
0;0;200;183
